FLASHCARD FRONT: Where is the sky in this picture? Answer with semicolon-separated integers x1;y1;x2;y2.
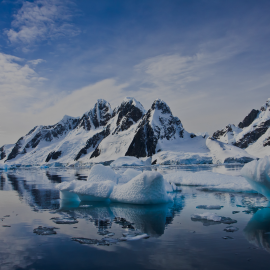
0;0;270;146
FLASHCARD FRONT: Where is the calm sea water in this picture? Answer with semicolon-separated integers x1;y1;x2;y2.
1;165;270;270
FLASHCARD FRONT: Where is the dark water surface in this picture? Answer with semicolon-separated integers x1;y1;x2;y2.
1;165;270;270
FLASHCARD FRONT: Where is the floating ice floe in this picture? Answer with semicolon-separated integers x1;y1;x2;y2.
51;217;78;224
191;212;237;225
224;226;239;232
110;156;151;167
110;171;171;204
241;156;270;199
196;205;223;210
164;171;256;193
33;226;58;235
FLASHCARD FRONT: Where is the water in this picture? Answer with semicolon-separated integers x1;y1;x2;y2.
1;165;270;270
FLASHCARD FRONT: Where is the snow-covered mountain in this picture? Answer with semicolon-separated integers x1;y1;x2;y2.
2;97;268;167
1;97;202;166
212;98;270;158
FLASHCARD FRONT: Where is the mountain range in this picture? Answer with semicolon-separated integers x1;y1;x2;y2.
0;97;269;167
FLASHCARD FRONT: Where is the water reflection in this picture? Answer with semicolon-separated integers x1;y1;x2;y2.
0;171;185;238
244;207;270;253
59;194;185;237
46;171;62;183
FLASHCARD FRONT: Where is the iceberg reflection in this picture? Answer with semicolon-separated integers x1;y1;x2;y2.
244;207;270;253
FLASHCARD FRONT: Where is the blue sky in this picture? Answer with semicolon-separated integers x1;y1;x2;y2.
0;0;270;145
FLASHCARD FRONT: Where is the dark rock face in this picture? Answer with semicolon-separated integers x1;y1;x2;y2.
45;151;62;162
212;125;233;140
126;99;184;158
6;117;80;161
75;126;111;161
112;100;144;134
263;136;270;147
76;100;112;131
6;137;24;161
89;126;111;159
0;146;6;160
238;109;259;129
26;126;38;136
234;120;270;148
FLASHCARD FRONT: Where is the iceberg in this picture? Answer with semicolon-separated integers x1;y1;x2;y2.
110;171;171;204
57;165;174;204
241;156;270;199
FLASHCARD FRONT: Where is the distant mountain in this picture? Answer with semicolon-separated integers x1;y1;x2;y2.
0;97;205;166
1;97;268;167
212;98;270;157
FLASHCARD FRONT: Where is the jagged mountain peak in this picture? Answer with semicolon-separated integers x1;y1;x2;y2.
260;98;270;111
122;97;146;113
151;99;172;114
59;115;79;124
125;99;185;158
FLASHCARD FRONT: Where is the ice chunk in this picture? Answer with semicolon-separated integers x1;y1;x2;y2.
110;171;171;204
120;233;149;241
196;205;223;210
73;180;115;202
33;226;58;235
110;156;147;167
87;164;119;183
191;212;222;222
224;226;239;232
241;156;270;199
191;212;237;225
51;217;78;224
164;171;256;193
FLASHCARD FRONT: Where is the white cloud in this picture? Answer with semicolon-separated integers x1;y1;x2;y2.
5;0;80;45
28;58;46;65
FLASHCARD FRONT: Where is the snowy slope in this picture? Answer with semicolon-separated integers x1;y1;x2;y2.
89;97;145;162
206;137;255;164
212;98;270;158
1;99;113;166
